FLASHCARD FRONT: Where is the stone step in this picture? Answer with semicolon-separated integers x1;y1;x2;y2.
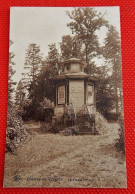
75;114;95;124
76;131;92;135
64;114;95;133
75;115;89;125
75;114;95;133
78;127;92;133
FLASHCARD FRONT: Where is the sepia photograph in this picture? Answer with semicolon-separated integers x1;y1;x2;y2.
3;6;127;188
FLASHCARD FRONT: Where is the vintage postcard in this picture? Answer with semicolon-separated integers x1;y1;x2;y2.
3;7;127;188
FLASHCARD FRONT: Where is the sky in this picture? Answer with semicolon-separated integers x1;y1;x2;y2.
10;6;121;83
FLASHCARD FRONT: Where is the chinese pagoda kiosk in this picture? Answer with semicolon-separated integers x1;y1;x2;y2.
50;58;98;133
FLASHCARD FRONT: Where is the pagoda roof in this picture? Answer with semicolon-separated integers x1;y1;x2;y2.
61;58;87;68
50;72;98;82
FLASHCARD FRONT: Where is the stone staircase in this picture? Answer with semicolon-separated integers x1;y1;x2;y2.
75;114;95;135
63;103;96;135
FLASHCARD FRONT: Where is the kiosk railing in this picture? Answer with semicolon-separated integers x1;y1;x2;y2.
64;103;76;126
86;104;95;116
64;103;76;119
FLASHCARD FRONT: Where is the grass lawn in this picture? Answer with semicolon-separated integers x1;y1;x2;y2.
3;122;127;188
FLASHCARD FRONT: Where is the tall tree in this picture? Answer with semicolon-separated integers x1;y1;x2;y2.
67;7;108;74
46;43;62;76
8;40;16;106
103;25;122;113
15;80;25;112
96;65;116;115
30;43;61;106
22;43;43;105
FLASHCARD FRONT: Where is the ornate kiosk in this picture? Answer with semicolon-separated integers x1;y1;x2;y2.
50;58;98;133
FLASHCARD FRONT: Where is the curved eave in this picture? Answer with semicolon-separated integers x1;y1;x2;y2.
49;74;98;82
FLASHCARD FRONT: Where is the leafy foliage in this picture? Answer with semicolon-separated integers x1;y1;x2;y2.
15;80;25;113
21;44;59;120
116;118;125;154
103;25;122;113
8;40;16;106
17;7;122;121
95;112;109;135
30;43;61;105
22;43;43;105
6;107;28;153
96;76;116;116
67;7;108;71
46;43;62;75
60;35;82;60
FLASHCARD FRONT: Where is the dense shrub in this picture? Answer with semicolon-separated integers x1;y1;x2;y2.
22;99;54;122
22;104;35;121
115;118;125;154
34;107;54;122
6;107;28;153
22;105;54;122
95;112;109;135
